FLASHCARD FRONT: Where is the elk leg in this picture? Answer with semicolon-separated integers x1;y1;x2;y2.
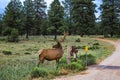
37;57;44;67
37;62;40;67
56;59;59;69
73;53;77;61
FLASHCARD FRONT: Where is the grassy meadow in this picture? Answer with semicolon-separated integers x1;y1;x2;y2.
0;36;115;80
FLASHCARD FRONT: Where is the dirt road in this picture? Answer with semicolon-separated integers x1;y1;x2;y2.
54;39;120;80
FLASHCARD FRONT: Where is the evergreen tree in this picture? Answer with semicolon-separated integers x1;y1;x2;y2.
3;0;23;35
0;14;3;35
71;0;96;35
33;0;47;35
23;0;34;39
41;18;49;35
62;0;72;34
95;21;102;35
100;0;120;37
48;0;64;40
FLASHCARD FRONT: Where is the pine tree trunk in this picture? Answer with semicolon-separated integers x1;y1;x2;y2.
26;29;29;40
110;32;113;37
54;29;57;40
54;34;57;40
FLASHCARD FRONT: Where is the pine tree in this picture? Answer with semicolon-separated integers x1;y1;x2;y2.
116;0;120;36
23;0;35;39
3;0;23;35
33;0;47;35
48;0;64;40
62;0;72;34
71;0;96;35
41;18;49;35
0;14;3;35
100;0;120;37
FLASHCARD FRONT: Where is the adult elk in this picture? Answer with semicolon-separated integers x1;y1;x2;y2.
37;41;64;69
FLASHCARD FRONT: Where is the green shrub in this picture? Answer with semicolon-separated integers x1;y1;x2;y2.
59;57;68;68
75;38;81;42
24;52;31;55
31;67;40;78
2;27;11;36
0;38;5;41
115;35;120;38
93;42;99;46
78;54;96;66
6;28;19;42
104;34;110;38
49;70;60;76
88;42;100;50
2;50;12;55
66;62;84;71
89;45;99;50
31;67;48;78
25;48;39;52
25;48;33;51
76;60;85;67
77;46;85;49
60;57;67;64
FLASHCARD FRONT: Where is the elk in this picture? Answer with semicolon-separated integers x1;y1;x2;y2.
37;41;64;69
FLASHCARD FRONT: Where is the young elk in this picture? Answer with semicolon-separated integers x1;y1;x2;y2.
67;46;78;63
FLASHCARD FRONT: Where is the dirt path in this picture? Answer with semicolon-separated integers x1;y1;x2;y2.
54;39;120;80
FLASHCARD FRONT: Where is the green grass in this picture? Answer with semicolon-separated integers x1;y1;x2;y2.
0;36;115;80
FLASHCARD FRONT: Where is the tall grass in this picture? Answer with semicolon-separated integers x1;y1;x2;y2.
0;36;115;80
0;61;36;80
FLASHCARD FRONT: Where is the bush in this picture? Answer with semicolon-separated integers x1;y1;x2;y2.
0;38;5;41
60;57;67;64
31;67;40;78
6;28;19;42
59;57;68;68
104;34;110;38
87;42;100;50
24;52;31;55
25;48;39;52
66;62;84;71
76;60;85;67
115;35;120;38
2;27;11;36
78;54;96;66
93;42;99;46
77;46;85;49
31;67;48;78
89;45;99;50
75;38;81;42
49;70;61;76
2;50;12;55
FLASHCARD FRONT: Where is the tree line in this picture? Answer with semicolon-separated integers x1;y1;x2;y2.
0;0;120;41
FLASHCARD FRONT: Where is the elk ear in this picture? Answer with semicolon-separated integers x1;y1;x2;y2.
58;41;61;44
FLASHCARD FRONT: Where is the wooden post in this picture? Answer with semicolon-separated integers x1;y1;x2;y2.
67;46;71;64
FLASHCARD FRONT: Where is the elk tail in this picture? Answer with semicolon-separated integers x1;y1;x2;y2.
37;49;43;55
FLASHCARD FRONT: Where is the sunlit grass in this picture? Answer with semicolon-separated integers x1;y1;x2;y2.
0;36;115;80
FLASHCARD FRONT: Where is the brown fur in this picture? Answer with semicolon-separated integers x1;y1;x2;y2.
70;46;78;56
67;46;78;63
38;42;63;67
